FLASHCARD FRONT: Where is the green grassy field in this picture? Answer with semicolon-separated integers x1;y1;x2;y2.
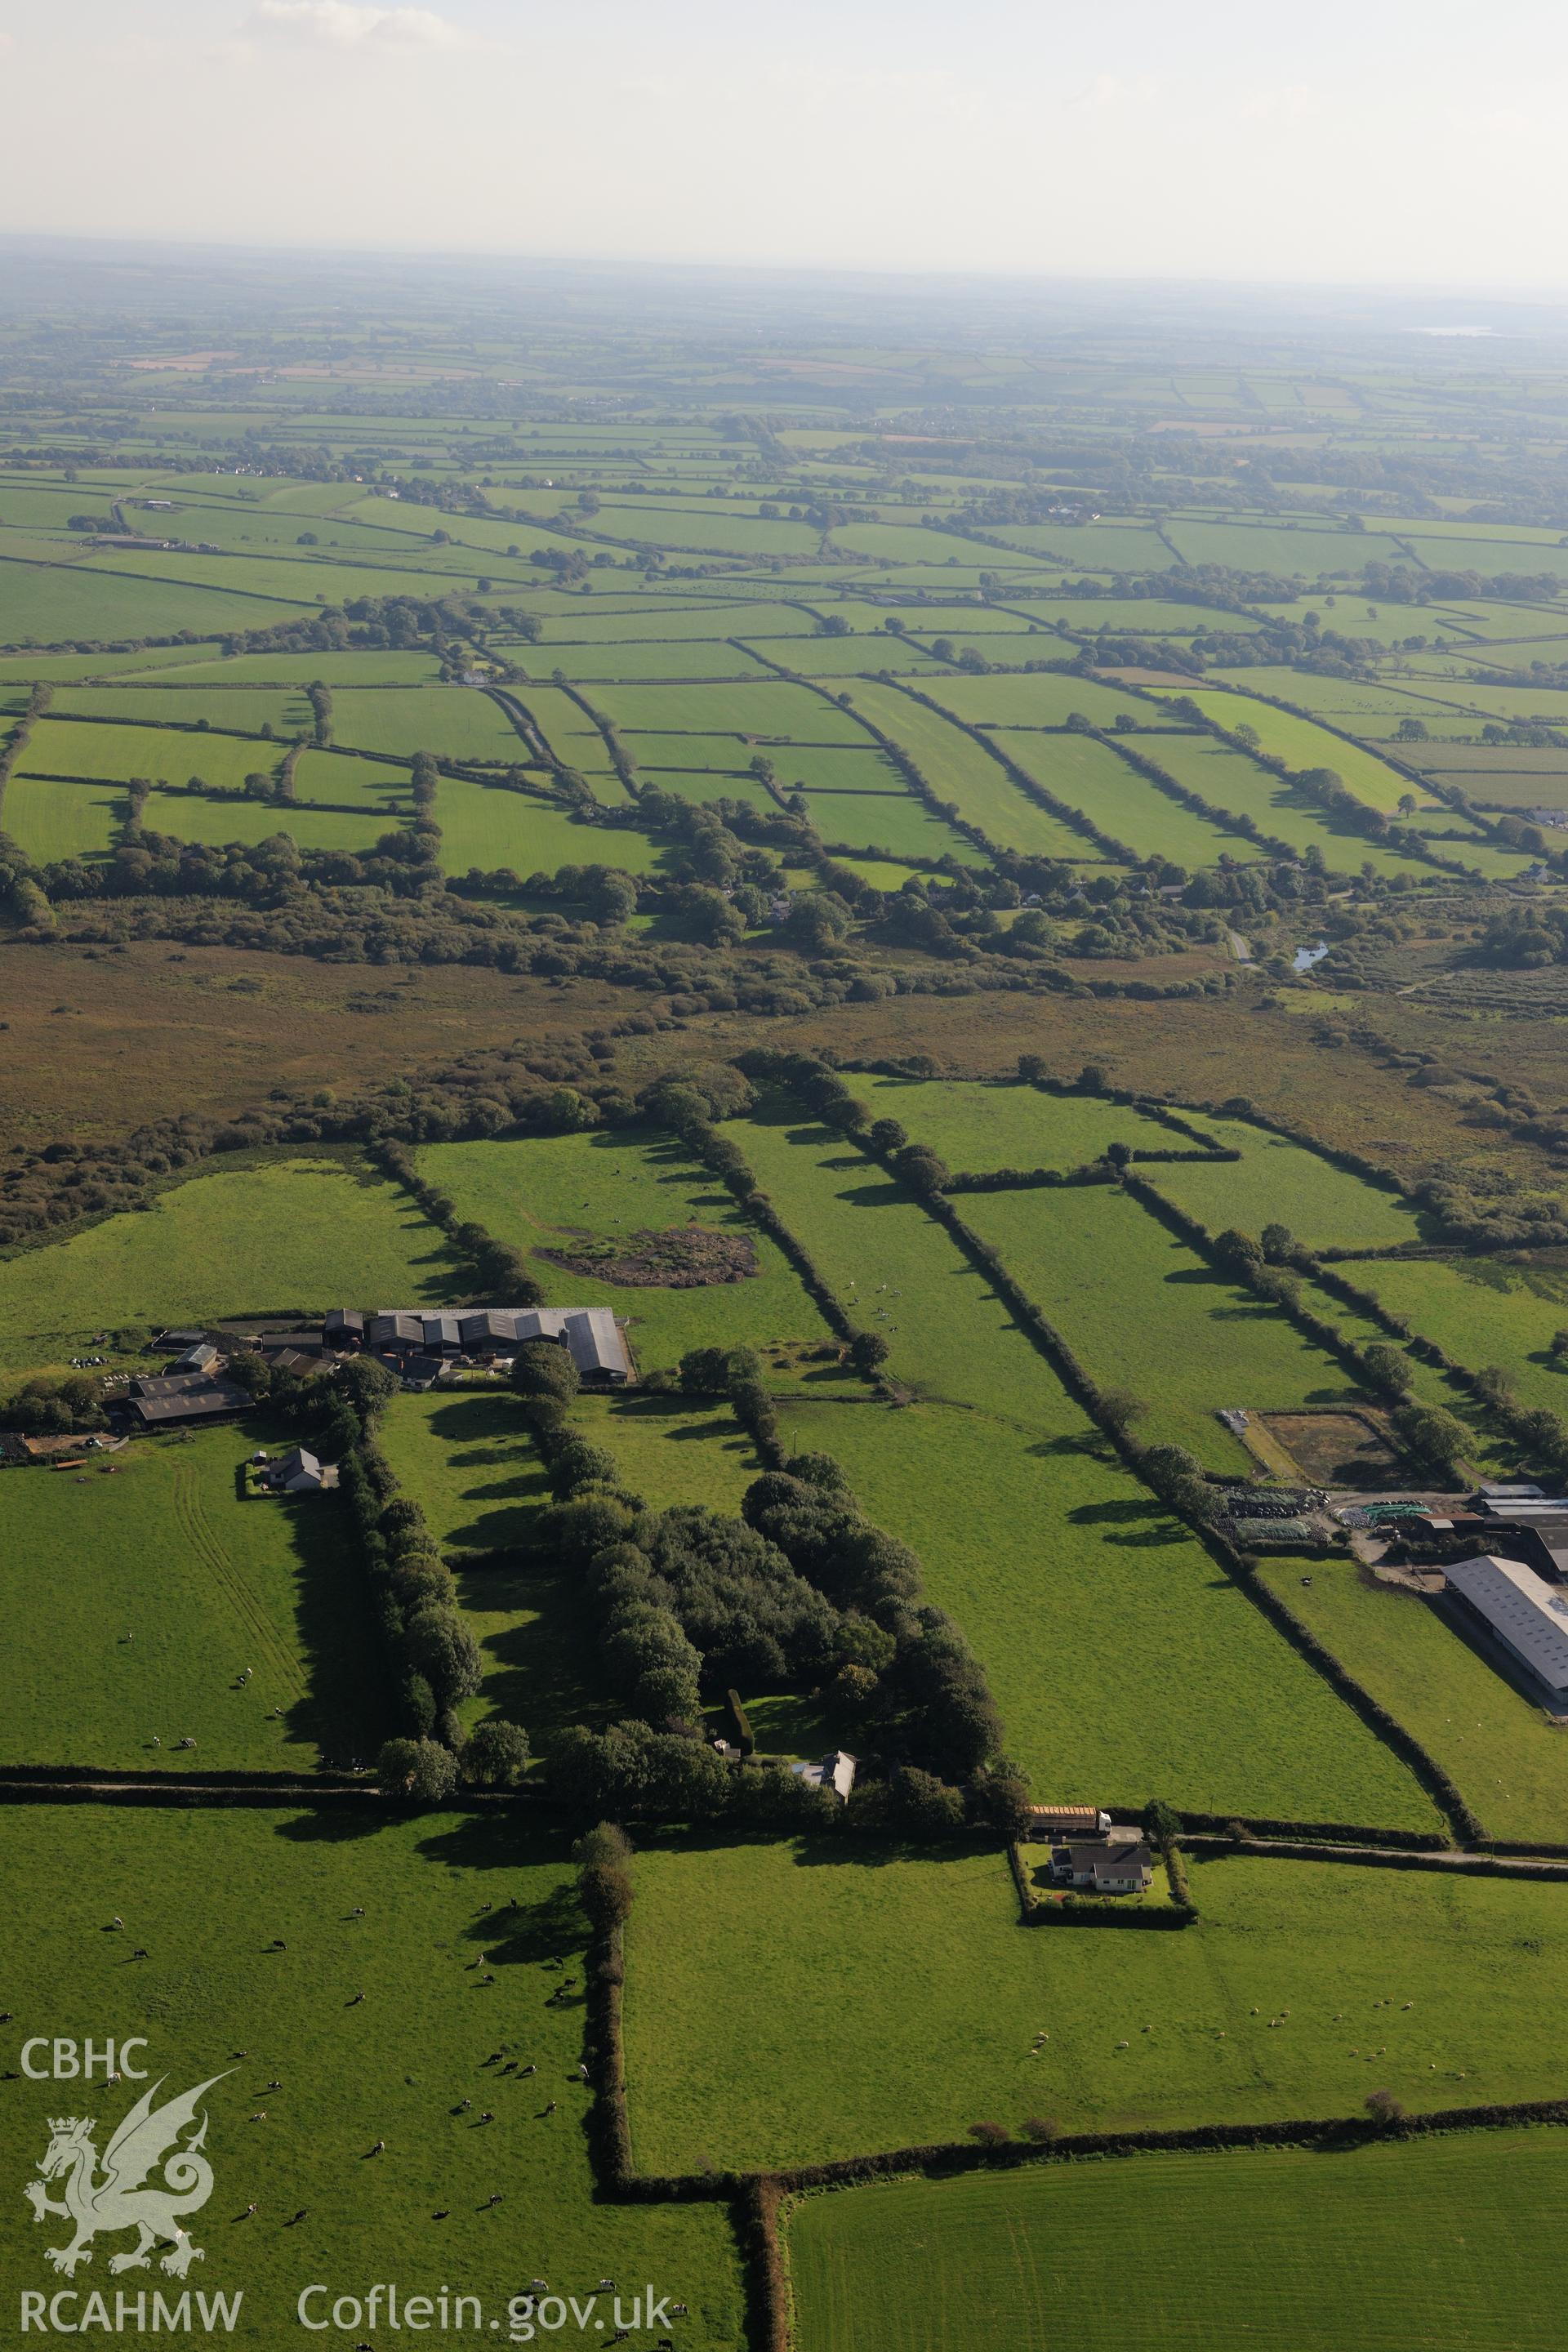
287;748;413;808
559;639;773;682
1343;1254;1568;1413
143;791;396;853
837;681;1093;860
1;775;122;861
1173;691;1421;814
532;600;818;644
1162;518;1411;575
0;644;227;683
432;778;662;875
1135;728;1431;871
54;685;315;733
590;679;869;742
922;674;1178;731
962;1184;1370;1468
742;1105;1435;1824
805;786;979;860
1139;1116;1424;1249
788;635;938;675
0;1155;461;1370
414;1128;836;1371
0;1423;384;1770
624;1840;1568;2172
143;651;446;685
1255;1555;1568;1846
577;1390;764;1516
329;686;525;762
0;556;303;645
788;2128;1568;2352
995;730;1250;864
21;717;281;793
0;1806;746;2345
838;1077;1174;1173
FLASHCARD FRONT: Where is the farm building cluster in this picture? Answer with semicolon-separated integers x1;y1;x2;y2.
0;1306;635;1464
114;1306;629;1430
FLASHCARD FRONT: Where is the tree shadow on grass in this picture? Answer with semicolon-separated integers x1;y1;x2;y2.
1069;1496;1165;1526
452;1883;586;1969
1069;1494;1194;1550
1027;1430;1114;1460
1102;1522;1197;1549
275;1486;393;1770
454;1562;601;1735
272;1806;395;1847
789;1830;1000;1872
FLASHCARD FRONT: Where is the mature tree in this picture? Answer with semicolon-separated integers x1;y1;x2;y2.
403;1605;483;1709
461;1719;531;1788
1362;1342;1414;1397
1098;1388;1146;1434
892;1766;967;1837
377;1736;460;1804
510;1339;581;1405
575;1821;635;1930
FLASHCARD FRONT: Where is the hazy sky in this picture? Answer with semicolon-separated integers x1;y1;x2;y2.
2;0;1566;285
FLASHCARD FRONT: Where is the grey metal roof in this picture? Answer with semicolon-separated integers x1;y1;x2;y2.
514;1307;632;1379
1447;1554;1568;1695
459;1311;519;1346
129;1383;250;1425
339;1306;631;1379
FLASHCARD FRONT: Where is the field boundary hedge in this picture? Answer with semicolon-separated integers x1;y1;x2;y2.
763;2096;1568;2199
740;644;1010;868
884;673;1140;865
1217;678;1567;878
1183;1833;1568;1881
753;1054;1478;1845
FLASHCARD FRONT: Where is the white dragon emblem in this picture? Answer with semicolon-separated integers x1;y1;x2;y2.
24;2074;229;2278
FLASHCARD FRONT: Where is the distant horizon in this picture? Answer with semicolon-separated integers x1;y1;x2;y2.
5;0;1568;288
7;230;1568;336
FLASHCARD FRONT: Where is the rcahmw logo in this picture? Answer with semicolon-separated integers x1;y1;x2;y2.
19;2047;243;2333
